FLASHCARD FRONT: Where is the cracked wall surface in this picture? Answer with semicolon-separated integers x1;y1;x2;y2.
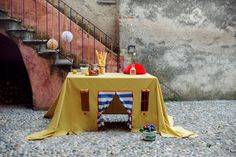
119;0;236;100
63;0;119;42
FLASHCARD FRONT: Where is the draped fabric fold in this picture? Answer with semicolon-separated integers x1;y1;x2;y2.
26;73;196;140
97;92;116;127
97;91;133;128
116;91;133;129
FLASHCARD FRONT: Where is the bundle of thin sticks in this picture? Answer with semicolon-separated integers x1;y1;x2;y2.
95;50;107;67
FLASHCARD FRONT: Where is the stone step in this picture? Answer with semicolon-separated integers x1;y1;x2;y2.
0;17;21;23
7;28;35;40
0;9;8;17
0;9;8;13
22;39;48;44
21;39;48;53
7;21;24;30
0;17;23;30
55;59;73;66
55;54;73;66
7;28;34;32
38;49;59;55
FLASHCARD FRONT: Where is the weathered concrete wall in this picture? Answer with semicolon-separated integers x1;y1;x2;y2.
63;0;119;41
119;0;236;100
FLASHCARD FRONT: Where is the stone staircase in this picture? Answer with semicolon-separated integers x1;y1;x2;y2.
0;8;73;70
46;0;120;54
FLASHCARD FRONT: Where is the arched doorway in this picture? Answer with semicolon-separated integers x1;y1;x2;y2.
0;33;33;108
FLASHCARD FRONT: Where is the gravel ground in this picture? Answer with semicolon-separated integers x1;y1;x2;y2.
0;100;235;157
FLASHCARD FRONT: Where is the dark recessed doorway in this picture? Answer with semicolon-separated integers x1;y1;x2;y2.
0;33;33;108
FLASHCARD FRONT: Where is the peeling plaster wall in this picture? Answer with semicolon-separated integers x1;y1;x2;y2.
119;0;236;100
63;0;119;41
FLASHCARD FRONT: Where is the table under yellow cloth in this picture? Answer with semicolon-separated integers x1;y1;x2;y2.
27;73;196;140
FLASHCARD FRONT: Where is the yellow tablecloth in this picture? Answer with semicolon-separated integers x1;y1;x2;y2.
27;73;196;140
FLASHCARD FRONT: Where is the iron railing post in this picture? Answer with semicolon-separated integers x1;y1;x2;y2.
94;25;95;64
82;17;84;61
22;0;25;25
70;8;72;55
35;0;37;32
117;48;120;72
10;0;12;17
58;0;60;48
46;0;48;37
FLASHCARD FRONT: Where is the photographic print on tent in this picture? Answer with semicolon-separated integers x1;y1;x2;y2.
97;91;133;128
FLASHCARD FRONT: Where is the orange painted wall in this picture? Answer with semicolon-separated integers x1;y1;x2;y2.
0;0;123;109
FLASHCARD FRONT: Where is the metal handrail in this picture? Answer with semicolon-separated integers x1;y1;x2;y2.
47;0;120;71
0;0;120;72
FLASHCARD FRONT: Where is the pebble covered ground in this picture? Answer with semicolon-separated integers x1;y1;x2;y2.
0;100;235;157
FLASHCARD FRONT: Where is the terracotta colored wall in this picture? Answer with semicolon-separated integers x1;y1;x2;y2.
0;0;123;109
1;0;120;70
0;29;63;109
